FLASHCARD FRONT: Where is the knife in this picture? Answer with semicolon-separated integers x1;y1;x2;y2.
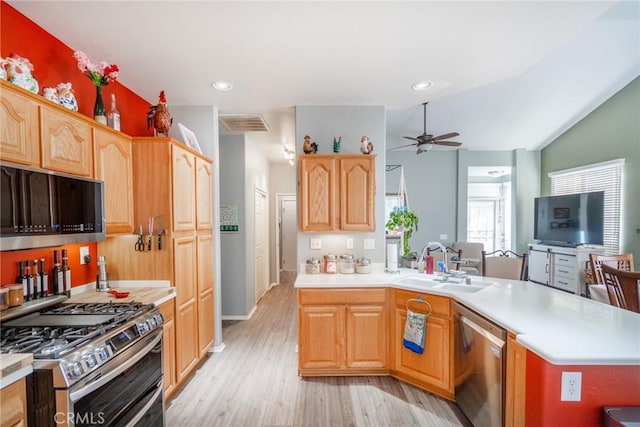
148;217;154;251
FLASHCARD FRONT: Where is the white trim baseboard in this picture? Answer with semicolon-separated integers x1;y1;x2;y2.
221;305;256;321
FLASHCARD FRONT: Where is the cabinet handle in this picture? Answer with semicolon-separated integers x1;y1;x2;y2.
545;264;549;274
559;269;569;274
558;280;568;285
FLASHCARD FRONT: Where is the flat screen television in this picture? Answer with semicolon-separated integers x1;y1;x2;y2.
534;191;604;247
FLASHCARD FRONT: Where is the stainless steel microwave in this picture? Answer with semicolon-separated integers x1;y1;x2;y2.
0;163;105;250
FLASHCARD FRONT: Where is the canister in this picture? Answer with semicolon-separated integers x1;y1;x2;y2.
324;254;337;274
356;258;372;274
339;254;355;274
306;258;321;274
8;284;24;307
0;287;8;310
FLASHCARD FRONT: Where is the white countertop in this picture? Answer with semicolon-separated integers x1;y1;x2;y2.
295;266;640;366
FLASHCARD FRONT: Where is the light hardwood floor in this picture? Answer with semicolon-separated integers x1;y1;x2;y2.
166;272;471;426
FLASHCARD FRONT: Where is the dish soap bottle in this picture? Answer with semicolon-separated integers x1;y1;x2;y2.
108;93;121;131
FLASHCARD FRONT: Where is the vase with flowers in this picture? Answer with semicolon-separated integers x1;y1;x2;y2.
73;51;119;125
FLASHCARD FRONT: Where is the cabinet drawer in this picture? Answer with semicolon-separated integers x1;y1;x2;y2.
554;253;576;267
299;288;387;305
554;264;575;279
394;289;450;317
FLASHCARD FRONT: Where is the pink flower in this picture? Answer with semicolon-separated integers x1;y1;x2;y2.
73;50;119;87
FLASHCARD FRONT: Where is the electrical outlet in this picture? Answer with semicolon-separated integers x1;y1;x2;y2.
439;234;448;240
363;239;375;250
309;238;322;250
346;238;354;250
560;371;582;402
79;246;90;265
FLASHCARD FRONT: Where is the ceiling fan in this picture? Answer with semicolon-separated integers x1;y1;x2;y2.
390;102;462;154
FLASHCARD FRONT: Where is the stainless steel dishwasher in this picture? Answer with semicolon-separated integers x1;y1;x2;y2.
454;302;507;427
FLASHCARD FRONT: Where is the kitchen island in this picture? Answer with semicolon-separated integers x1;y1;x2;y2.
295;267;640;426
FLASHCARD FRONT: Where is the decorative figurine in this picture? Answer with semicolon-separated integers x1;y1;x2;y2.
333;136;342;153
56;83;78;111
42;87;59;104
147;90;172;136
303;135;318;154
360;136;374;154
0;58;6;80
4;54;38;93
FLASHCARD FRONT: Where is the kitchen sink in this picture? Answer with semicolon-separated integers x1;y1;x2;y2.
433;282;490;293
394;276;440;287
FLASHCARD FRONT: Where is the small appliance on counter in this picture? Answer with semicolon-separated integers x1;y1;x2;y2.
96;255;110;292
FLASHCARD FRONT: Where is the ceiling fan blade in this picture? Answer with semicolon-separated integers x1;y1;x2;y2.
387;142;419;151
433;140;462;146
403;136;419;141
432;132;460;141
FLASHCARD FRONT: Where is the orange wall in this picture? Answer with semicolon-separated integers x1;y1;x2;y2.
0;1;152;136
0;1;153;287
525;351;640;426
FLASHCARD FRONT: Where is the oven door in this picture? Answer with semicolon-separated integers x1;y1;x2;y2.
60;330;164;427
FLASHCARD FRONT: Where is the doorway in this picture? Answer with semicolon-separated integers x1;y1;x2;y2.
254;188;269;302
276;194;297;284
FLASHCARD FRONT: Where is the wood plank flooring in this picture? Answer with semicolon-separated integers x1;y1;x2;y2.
166;272;472;426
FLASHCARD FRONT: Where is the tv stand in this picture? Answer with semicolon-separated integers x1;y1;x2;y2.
528;243;605;296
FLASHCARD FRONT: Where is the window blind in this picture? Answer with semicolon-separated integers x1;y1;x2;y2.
549;159;624;254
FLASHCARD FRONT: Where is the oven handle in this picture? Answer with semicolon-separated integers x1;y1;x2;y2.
124;383;163;427
69;331;162;403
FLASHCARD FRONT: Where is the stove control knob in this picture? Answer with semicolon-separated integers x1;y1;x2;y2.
82;352;99;370
137;321;149;335
64;360;83;380
96;345;112;362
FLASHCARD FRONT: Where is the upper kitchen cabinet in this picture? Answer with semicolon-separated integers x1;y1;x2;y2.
40;102;93;177
171;144;197;232
298;154;375;232
195;157;213;231
0;80;40;166
94;127;134;234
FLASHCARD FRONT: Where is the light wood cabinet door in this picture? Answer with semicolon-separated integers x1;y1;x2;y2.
176;301;198;382
0;81;40;166
159;299;177;400
94;128;134;234
174;236;196;307
173;236;199;381
345;304;387;368
505;332;526;426
0;377;27;427
171;144;196;232
40;106;93;176
339;156;375;231
196;157;213;230
197;234;214;357
299;305;343;369
298;156;335;231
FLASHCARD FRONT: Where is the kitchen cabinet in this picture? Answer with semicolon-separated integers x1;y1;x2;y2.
505;332;526;426
0;377;27;427
93;127;134;234
196;157;213;230
298;288;387;374
172;144;197;232
391;289;453;400
0;80;40;166
197;234;215;357
40;104;93;177
298;155;375;232
159;299;177;400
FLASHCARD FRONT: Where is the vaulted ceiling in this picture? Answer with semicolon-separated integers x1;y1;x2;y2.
9;1;639;162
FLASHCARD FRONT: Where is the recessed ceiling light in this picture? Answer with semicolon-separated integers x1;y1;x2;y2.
212;80;233;91
411;81;433;91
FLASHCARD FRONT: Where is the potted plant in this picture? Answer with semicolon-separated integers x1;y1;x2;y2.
385;206;419;265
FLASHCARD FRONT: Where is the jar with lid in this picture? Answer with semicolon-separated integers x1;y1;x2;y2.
356;257;372;274
324;254;337;274
339;254;355;274
8;284;24;307
0;287;8;311
306;258;321;274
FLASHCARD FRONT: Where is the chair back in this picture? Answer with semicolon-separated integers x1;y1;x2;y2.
427;246;462;271
601;264;640;313
482;250;527;281
589;253;635;284
452;242;484;275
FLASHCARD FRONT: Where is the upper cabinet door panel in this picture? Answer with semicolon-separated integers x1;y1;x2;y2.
195;157;213;230
41;106;93;176
299;156;335;231
172;144;196;231
0;82;40;166
340;157;375;231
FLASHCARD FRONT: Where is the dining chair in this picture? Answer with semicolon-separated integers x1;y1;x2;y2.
589;253;635;284
482;250;528;281
427;245;462;272
600;264;640;313
452;242;484;276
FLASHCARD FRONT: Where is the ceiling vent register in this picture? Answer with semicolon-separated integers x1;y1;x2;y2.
219;114;270;132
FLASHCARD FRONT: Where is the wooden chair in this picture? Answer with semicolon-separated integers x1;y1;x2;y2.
589;253;635;284
600;264;640;313
427;246;462;271
482;250;528;281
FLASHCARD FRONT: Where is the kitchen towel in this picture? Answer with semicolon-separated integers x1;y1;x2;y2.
403;309;428;354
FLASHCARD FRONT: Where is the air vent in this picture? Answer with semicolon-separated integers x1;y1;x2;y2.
219;114;270;132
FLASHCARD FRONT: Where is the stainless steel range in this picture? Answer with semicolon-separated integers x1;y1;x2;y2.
0;301;165;427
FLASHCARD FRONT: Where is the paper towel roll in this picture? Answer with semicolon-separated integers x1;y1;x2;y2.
387;243;398;271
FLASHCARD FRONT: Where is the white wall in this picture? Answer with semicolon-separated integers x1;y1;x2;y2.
269;163;297;283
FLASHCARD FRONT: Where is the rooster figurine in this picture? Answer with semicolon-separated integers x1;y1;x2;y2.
360;136;374;154
303;135;318;154
147;90;172;136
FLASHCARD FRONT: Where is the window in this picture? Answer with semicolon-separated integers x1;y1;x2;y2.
549;159;624;254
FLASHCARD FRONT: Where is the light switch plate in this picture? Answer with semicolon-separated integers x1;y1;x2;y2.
364;239;375;250
346;238;354;249
439;234;448;240
310;238;322;249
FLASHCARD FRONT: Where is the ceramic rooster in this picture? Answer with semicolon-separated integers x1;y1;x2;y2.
360;136;374;154
147;90;172;136
303;135;318;154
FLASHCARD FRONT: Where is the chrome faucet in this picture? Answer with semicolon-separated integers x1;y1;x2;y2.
427;241;448;274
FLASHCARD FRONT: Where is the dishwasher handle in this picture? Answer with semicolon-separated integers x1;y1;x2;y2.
460;315;506;349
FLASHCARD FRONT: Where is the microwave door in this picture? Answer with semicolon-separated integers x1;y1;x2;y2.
21;169;56;233
0;166;20;234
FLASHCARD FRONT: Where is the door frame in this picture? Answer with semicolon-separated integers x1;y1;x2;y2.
254;187;269;303
275;193;296;285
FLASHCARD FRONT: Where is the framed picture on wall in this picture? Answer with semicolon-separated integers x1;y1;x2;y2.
178;123;202;154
